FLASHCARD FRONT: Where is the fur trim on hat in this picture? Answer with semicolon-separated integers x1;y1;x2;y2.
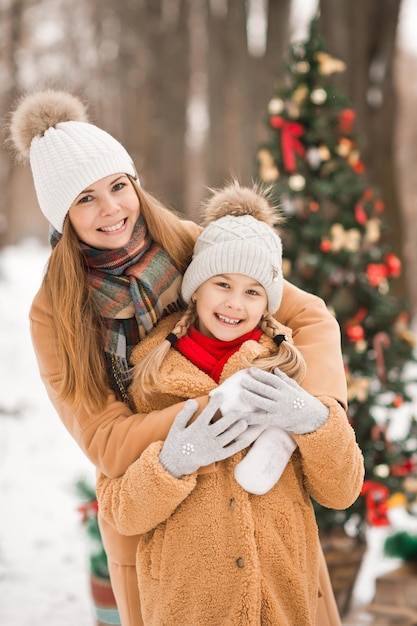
9;90;88;160
202;180;284;229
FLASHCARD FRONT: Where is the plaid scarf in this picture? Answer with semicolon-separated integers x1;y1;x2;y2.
51;215;183;402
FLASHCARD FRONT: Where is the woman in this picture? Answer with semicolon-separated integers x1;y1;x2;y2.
9;89;348;625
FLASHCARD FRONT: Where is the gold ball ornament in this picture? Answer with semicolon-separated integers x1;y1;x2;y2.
288;174;306;191
268;97;285;115
317;144;331;161
296;61;310;74
336;138;355;157
348;150;361;166
355;339;368;354
374;464;390;479
310;88;327;105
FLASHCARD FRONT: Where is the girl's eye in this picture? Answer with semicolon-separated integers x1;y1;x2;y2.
216;282;230;289
113;182;125;191
247;289;259;296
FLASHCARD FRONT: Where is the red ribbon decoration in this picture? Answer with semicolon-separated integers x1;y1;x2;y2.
338;108;356;134
77;499;99;522
269;116;306;172
361;480;390;526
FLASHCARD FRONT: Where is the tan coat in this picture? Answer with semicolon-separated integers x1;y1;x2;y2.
30;275;348;567
96;315;364;626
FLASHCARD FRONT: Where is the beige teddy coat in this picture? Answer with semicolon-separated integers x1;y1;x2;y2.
96;313;364;626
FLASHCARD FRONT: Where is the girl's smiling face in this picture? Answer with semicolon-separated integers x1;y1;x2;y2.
68;174;140;249
193;273;268;341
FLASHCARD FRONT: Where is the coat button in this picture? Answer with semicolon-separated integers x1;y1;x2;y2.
229;498;235;508
236;557;245;568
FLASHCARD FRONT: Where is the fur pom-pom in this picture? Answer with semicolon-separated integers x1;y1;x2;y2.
9;89;89;160
202;180;284;228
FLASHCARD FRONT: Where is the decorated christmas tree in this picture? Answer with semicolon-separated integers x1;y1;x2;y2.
76;477;110;579
256;18;417;539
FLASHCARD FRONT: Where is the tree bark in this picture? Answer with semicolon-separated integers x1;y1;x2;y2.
0;0;24;247
206;0;251;189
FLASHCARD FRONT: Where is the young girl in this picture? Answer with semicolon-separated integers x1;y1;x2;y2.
9;88;350;626
96;182;364;626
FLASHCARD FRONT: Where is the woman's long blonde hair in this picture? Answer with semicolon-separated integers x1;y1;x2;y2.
43;178;196;412
134;303;307;399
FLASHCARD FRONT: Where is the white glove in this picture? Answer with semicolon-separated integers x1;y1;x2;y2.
240;368;329;434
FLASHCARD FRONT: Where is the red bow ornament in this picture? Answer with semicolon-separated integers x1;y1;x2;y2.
269;115;306;172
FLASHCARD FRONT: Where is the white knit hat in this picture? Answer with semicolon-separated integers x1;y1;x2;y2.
9;90;138;233
181;183;284;314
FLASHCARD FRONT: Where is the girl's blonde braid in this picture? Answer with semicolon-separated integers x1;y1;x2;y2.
133;302;197;398
252;313;307;384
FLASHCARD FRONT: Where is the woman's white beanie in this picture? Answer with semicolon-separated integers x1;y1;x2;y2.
181;182;284;314
9;90;137;233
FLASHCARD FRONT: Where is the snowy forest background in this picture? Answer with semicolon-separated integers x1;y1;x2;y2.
2;0;417;314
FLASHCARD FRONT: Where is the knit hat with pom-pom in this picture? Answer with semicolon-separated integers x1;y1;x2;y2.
9;89;137;233
181;182;284;314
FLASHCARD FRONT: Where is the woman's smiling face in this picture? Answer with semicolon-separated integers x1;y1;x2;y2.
68;174;140;249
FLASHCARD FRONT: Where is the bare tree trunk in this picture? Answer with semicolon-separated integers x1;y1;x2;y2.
205;0;291;193
146;0;189;213
0;0;24;248
88;0;190;215
249;0;292;174
206;0;252;188
319;0;405;297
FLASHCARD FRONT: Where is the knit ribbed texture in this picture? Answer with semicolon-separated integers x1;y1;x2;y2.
181;214;283;313
30;121;137;232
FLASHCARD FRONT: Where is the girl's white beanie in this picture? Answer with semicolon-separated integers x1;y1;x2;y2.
181;183;284;314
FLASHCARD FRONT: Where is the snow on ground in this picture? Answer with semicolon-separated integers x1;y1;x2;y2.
0;241;96;626
0;241;409;625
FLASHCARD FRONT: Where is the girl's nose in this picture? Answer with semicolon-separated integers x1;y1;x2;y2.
225;295;243;310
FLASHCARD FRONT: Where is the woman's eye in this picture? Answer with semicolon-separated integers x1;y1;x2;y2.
78;194;93;204
113;182;125;191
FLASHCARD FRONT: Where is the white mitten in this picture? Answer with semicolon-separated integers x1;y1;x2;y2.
234;426;297;495
208;369;258;415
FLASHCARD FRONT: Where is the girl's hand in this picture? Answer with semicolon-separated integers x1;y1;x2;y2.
240;368;329;434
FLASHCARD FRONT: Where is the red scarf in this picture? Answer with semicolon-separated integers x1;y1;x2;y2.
175;325;262;382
